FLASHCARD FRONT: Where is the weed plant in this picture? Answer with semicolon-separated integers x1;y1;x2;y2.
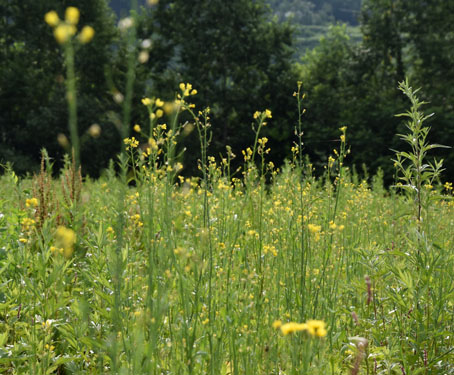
0;6;453;375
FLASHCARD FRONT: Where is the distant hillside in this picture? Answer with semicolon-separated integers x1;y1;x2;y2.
266;0;363;57
266;0;362;25
108;0;363;57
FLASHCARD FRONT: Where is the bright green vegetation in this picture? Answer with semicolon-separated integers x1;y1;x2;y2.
1;84;453;374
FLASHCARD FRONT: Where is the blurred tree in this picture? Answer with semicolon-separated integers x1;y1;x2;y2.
300;25;404;180
360;0;454;179
0;0;118;176
300;0;454;183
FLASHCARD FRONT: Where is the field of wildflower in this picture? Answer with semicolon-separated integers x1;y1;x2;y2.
1;6;454;375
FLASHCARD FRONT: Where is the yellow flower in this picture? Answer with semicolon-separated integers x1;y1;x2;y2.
79;25;95;44
88;123;101;138
272;320;282;329
55;226;76;259
44;11;60;27
280;322;308;336
253;111;260;119
191;89;197;95
155;98;164;107
156;109;164;118
163;102;174;114
133;124;141;132
26;197;39;208
142;97;152;106
54;24;76;44
265;109;272;118
306;320;327;337
65;7;80;25
308;224;321;233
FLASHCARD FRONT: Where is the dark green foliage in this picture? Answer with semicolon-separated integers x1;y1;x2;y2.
299;0;454;183
0;0;119;177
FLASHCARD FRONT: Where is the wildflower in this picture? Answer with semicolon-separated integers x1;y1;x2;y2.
138;50;149;63
156;109;164;118
133;124;141;132
163;102;174;114
54;23;76;44
65;7;80;25
44;11;60;27
57;133;69;148
253;111;260;119
118;17;133;31
306;320;327;337
308;224;321;233
42;319;53;329
328;156;335;168
88;123;101;138
44;344;55;351
280;322;308;336
141;39;152;49
79;25;95;43
26;198;39;208
124;137;139;149
265;109;272;118
155;98;164;107
142;97;152;106
272;320;282;329
22;218;35;228
55;226;76;259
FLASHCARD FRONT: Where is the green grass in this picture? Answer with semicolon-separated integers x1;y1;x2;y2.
0;124;453;374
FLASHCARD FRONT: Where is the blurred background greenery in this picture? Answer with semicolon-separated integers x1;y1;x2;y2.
1;0;453;183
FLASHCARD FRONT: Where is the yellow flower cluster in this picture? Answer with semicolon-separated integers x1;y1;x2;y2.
124;137;139;150
253;109;272;120
308;223;321;233
44;7;94;44
329;221;345;231
273;319;327;337
21;217;35;229
55;226;76;259
25;197;39;208
179;83;197;97
142;97;165;119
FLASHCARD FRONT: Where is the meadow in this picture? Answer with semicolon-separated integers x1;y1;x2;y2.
1;7;454;375
1;87;454;374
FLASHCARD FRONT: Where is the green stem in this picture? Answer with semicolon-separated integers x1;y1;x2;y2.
65;42;80;168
